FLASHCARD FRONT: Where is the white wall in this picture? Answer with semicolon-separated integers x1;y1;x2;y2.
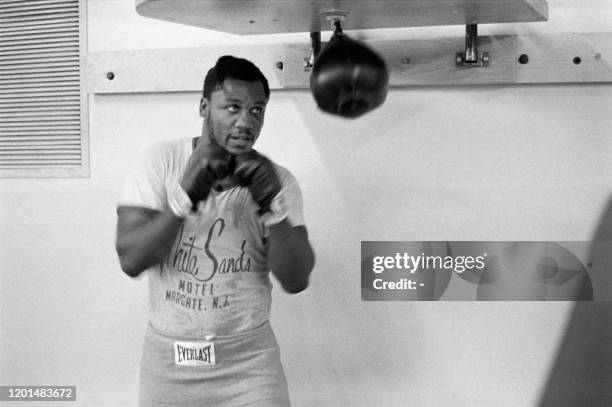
1;1;611;406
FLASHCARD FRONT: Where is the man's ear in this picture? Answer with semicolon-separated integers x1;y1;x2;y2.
199;98;209;117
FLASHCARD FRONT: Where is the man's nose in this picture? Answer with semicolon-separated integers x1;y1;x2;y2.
235;110;253;130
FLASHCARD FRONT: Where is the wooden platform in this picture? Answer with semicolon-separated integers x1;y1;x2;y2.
86;32;612;94
135;0;548;35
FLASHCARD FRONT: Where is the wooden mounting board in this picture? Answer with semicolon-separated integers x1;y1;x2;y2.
86;32;612;94
135;0;548;35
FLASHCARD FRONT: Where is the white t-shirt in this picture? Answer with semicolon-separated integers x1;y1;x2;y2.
118;138;305;337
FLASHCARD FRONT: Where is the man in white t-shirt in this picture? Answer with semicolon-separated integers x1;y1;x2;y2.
115;56;315;407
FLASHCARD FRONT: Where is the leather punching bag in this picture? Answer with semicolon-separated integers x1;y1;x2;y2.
310;31;389;119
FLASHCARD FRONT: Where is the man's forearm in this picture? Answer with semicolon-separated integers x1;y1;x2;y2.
116;207;184;277
267;220;314;293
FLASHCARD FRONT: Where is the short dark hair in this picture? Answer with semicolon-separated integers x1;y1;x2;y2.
203;55;270;99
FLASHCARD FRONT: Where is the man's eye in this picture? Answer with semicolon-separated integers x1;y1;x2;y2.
250;107;263;115
227;105;240;113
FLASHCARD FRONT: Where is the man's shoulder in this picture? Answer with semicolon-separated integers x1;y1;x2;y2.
270;162;303;197
272;162;298;184
143;137;192;161
272;162;292;176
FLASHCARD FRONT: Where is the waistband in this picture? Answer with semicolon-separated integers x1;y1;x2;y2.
144;320;277;364
146;319;271;343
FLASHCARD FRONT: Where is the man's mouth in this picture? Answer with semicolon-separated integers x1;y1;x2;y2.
228;134;253;145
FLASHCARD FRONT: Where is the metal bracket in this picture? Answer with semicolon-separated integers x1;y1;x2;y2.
304;31;321;71
304;13;346;71
455;24;490;67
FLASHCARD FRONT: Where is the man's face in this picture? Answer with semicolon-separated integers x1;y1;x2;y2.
200;78;268;155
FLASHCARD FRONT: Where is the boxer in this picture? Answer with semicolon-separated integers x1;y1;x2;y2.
116;56;315;406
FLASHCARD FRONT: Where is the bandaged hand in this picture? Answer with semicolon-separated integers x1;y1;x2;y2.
180;137;233;210
233;150;282;215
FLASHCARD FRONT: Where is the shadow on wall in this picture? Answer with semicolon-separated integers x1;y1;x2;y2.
538;195;612;407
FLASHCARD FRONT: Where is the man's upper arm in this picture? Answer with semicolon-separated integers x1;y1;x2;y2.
289;225;308;239
117;143;167;212
115;206;161;276
116;206;159;237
